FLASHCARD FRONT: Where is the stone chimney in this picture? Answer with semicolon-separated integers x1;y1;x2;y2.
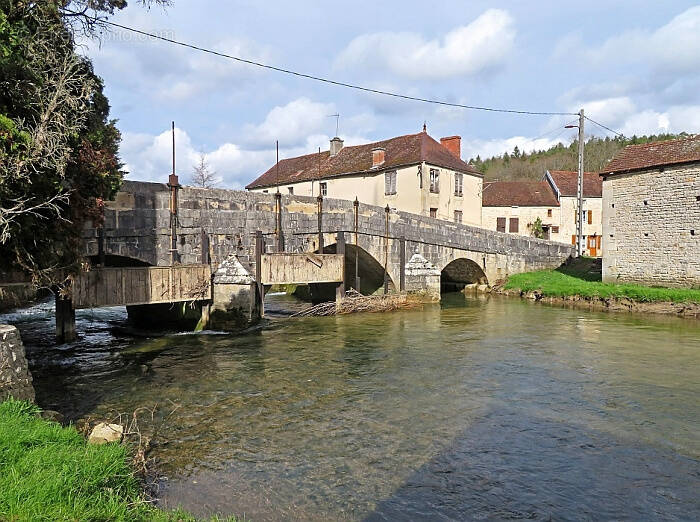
330;137;344;157
372;147;386;167
440;136;461;159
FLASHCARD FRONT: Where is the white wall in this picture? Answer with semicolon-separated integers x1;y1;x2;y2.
250;163;483;226
482;205;561;239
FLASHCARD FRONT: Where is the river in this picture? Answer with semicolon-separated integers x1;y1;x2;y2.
2;293;699;521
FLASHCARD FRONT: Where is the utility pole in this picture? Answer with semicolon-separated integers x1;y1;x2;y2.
577;109;584;256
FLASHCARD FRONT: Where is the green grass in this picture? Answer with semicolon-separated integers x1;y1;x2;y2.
504;258;700;303
0;399;237;521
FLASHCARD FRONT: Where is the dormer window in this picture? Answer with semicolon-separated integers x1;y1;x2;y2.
372;147;386;167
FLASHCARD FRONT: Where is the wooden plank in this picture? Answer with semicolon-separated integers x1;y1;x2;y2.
72;265;211;309
260;254;344;285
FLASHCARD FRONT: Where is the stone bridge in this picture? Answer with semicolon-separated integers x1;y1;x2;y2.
78;181;573;332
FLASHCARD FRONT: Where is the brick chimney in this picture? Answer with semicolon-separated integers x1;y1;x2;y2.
440;136;461;159
330;136;344;157
372;147;386;167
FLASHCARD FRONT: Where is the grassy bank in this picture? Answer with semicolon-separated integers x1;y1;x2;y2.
504;258;700;303
0;399;234;521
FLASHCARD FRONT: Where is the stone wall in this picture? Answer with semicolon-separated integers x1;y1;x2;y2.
0;325;34;402
91;181;573;274
602;163;700;287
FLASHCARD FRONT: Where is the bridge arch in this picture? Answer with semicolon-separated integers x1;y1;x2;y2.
87;254;152;267
321;242;395;295
440;257;488;293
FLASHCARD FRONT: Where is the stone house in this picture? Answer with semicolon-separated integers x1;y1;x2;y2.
600;135;700;287
246;129;484;226
544;170;603;256
481;181;561;239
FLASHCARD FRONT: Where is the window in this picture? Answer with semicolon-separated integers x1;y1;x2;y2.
552;226;559;234
454;210;462;223
287;187;294;195
262;190;268;193
547;209;552;218
496;217;506;233
384;171;397;195
430;208;438;218
429;168;440;193
454;173;463;197
587;210;593;225
320;182;327;196
509;217;519;233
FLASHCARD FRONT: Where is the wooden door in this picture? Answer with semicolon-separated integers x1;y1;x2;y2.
588;235;598;257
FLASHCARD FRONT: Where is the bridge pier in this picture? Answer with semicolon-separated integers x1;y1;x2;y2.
55;295;76;343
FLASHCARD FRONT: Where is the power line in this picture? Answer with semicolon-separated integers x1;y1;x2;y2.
584;115;624;137
531;119;578;141
90;16;577;117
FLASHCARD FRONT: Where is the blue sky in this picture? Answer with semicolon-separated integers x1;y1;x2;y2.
81;1;700;188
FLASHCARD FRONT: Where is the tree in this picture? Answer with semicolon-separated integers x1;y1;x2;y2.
191;153;218;188
0;1;165;288
530;217;545;239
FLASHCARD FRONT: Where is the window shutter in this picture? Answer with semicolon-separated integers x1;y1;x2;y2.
587;210;593;224
385;173;390;195
509;217;519;233
497;217;506;232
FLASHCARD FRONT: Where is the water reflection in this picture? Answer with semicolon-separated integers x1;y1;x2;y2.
1;294;699;520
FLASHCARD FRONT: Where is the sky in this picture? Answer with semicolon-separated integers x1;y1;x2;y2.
80;1;700;188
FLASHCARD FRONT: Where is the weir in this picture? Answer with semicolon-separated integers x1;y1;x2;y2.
59;181;575;341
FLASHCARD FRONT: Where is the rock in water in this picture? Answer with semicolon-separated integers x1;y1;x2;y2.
88;422;124;444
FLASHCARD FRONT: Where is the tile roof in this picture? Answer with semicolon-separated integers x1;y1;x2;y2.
246;132;481;189
482;181;559;207
602;135;700;174
547;170;602;198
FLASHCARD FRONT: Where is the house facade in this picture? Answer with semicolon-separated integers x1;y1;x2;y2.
246;131;484;226
544;170;603;256
600;136;700;287
482;181;561;239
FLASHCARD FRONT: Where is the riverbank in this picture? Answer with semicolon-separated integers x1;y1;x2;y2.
0;399;236;521
497;258;700;317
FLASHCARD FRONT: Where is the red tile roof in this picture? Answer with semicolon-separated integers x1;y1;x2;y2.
547;170;602;198
602;135;700;174
246;132;481;189
482;181;559;207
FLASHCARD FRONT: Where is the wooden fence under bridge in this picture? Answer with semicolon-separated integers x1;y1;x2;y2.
71;265;212;309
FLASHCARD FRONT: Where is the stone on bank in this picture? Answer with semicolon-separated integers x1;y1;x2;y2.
0;324;35;402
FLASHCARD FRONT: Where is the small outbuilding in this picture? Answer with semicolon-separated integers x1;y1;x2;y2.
600;135;700;287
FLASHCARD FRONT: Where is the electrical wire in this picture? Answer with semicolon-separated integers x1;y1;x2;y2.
531;119;578;141
584;116;624;137
86;15;577;117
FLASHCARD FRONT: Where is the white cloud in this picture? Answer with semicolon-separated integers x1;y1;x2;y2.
243;97;337;148
335;9;515;79
120;109;374;189
558;95;700;137
82;16;273;103
564;6;700;75
121;127;270;189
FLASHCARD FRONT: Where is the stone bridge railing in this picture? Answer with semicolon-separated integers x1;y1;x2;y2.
85;181;573;280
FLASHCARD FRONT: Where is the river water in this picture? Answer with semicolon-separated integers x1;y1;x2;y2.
2;294;699;521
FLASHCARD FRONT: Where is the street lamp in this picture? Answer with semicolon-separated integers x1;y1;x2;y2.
565;109;585;256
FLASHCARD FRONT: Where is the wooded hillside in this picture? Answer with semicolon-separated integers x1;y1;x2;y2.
469;133;688;181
